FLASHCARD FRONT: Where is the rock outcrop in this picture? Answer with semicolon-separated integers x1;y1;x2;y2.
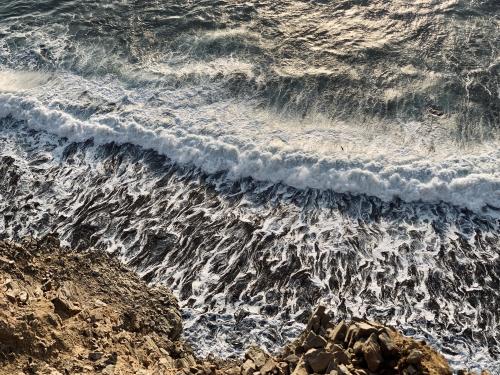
0;236;492;375
0;236;189;374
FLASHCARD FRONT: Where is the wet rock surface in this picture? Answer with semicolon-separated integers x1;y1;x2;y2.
0;236;493;374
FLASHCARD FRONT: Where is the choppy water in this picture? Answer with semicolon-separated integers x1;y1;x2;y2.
0;0;499;371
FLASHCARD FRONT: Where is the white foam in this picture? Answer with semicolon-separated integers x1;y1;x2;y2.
0;70;498;213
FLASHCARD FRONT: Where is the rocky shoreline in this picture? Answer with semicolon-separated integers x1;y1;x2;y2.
0;236;491;375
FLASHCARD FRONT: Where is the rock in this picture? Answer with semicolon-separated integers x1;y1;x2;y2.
261;358;278;374
306;306;330;335
337;364;354;375
362;333;383;372
5;288;17;303
18;290;29;304
407;349;423;365
378;331;397;356
283;354;300;365
352;340;364;355
406;365;417;374
331;344;350;365
304;349;334;373
104;352;118;365
278;362;289;374
329;320;348;343
302;330;327;350
242;359;256;375
88;351;103;361
291;360;308;375
225;366;242;375
52;284;81;318
354;322;378;339
246;347;269;369
344;325;360;348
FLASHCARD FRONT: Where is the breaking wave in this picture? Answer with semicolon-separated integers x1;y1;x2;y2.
0;90;498;213
0;0;499;372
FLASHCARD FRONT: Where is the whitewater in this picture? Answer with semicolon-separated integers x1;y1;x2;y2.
0;0;499;372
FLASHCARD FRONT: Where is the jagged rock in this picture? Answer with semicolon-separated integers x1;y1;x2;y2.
52;283;81;318
284;354;300;365
329;320;347;343
352;339;364;355
377;331;397;356
362;333;383;372
306;306;330;335
336;364;353;375
345;325;360;348
304;349;335;373
278;362;289;374
5;288;17;303
330;344;350;365
246;346;269;368
303;330;327;350
354;323;378;339
407;349;423;365
242;359;257;375
18;290;29;304
291;360;308;375
88;351;103;361
261;358;278;374
225;366;242;375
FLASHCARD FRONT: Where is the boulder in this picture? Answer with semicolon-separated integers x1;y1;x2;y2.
242;359;256;375
303;330;327;350
336;364;354;375
362;333;383;372
354;322;378;339
378;331;397;356
291;360;308;375
261;358;278;374
329;321;347;343
306;306;330;335
246;346;269;369
330;344;350;365
284;354;300;365
304;349;334;373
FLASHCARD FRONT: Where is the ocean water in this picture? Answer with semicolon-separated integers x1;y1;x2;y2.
0;0;499;371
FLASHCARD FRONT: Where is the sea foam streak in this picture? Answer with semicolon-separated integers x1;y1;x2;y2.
0;88;498;213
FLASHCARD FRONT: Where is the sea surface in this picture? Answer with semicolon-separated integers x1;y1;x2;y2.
0;0;499;371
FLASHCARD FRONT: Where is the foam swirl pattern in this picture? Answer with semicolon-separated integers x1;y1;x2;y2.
0;0;499;372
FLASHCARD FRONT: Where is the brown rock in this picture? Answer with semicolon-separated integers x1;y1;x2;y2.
354;322;378;339
378;331;397;356
246;346;269;369
52;284;81;318
283;354;300;365
278;362;289;374
303;330;327;350
329;321;347;343
242;359;256;375
261;358;278;374
344;325;360;348
336;364;354;375
291;360;308;375
306;306;330;335
304;349;334;373
362;333;383;372
331;344;350;365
